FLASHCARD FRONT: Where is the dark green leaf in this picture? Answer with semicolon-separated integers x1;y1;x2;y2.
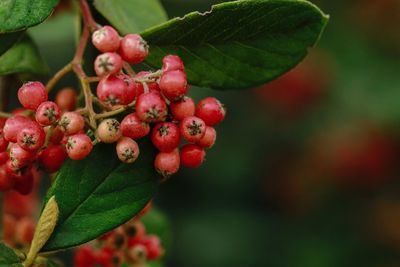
141;0;329;89
41;142;159;252
0;34;49;75
0;31;23;56
0;0;59;33
0;243;22;267
93;0;167;34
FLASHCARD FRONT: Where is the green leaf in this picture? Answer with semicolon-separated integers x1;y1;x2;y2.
0;31;23;56
0;34;49;75
0;0;59;33
141;0;329;90
142;207;172;252
41;142;159;252
93;0;168;34
0;243;22;267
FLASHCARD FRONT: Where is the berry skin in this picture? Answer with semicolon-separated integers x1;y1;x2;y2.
46;126;65;144
127;244;147;263
74;246;97;267
159;70;188;101
97;118;122;144
0;165;15;191
116;137;139;164
12;167;34;195
3;116;35;142
15;217;35;245
119;34;149;64
162;55;184;72
94;52;122;77
151;122;180;152
195;97;226;126
141;235;164;260
196;126;216;149
38;144;67;173
59;112;85;135
55;87;77;111
97;75;129;106
136;92;167;123
92;25;120;53
17;122;45;151
35;101;61;126
117;73;136;104
66;134;93;160
121;113;150;140
180;116;206;143
0;134;9;152
134;71;160;94
170;96;195;121
0;152;9;165
154;149;180;178
180;144;205;168
17;81;48;110
9;143;36;168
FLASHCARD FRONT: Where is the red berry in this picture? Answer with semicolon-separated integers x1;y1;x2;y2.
15;217;35;245
46;126;65;144
136;92;167;123
135;71;160;94
38;144;67;173
13;168;34;195
59;112;85;135
0;118;6;129
35;101;61;126
142;235;164;260
97;75;129;106
159;70;188;101
195;97;226;126
119;34;149;64
17;81;48;110
121;113;150;140
0;165;15;191
180;116;206;143
3;214;16;244
92;25;120;53
127;244;147;263
154;149;180;177
97;118;122;144
124;220;146;238
3;116;34;142
0;152;9;165
74;246;97;267
66;134;93;160
94;52;123;77
0;134;9;152
170;96;195;121
55;87;78;111
180;144;205;168
151;122;180;152
116;137;139;164
103;227;127;251
9;143;36;168
117;73;136;104
162;55;184;72
17;122;45;151
196;126;216;149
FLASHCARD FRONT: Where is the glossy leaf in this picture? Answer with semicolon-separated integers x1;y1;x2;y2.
141;0;329;89
0;31;23;56
0;0;59;33
41;142;159;252
0;243;22;267
93;0;168;34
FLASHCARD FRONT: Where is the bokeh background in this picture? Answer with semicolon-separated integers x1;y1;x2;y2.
3;0;400;266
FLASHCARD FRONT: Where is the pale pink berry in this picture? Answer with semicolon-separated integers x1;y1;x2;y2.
120;113;150;140
92;25;120;52
97;119;122;144
66;134;93;160
59;112;85;135
94;52;122;77
119;34;149;64
35;101;61;126
116;137;140;164
18;81;48;110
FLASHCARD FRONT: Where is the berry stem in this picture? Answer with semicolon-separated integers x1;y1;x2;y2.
78;0;98;32
0;111;12;118
95;101;136;119
46;63;72;92
123;62;136;76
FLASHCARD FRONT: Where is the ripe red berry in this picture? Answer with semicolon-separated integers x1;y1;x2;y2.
15;217;35;245
17;122;45;151
119;34;149;64
94;52;122;77
96;247;115;267
3;214;16;243
135;71;160;94
0;152;9;165
97;118;122;144
136;92;167;123
0;134;9;152
66;134;93;160
142;235;164;260
3;116;35;142
154;149;180;178
46;126;65;144
196;126;216;149
180;144;205;168
92;25;120;53
38;144;67;173
116;137;140;164
35;101;61;126
124;220;146;238
55;87;78;111
59;112;85;135
74;246;97;267
12;167;34;195
121;113;150;140
9;143;36;168
0;165;15;191
162;55;184;72
195;97;226;126
97;75;129;106
159;70;188;101
117;73;136;104
170;96;195;121
151;122;180;152
17;81;48;110
180;116;206;143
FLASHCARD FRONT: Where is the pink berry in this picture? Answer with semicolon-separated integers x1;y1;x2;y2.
135;71;160;94
151;122;180;152
180;116;206;143
142;235;164;260
97;118;122;144
170;96;195;121
16;122;45;151
159;70;188;101
17;81;48;110
154;149;180;178
180;144;205;168
120;113;150;140
196;126;216;149
162;55;184;72
94;52;122;77
66;134;93;160
119;34;149;64
92;25;120;53
117;73;136;104
9;143;36;168
0;165;15;192
38;144;67;173
35;101;61;126
59;112;85;135
55;87;77;111
195;97;226;126
136;92;167;123
116;137;140;164
3;116;34;142
97;75;129;106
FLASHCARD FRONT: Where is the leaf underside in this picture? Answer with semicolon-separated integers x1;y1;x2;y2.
0;31;24;56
